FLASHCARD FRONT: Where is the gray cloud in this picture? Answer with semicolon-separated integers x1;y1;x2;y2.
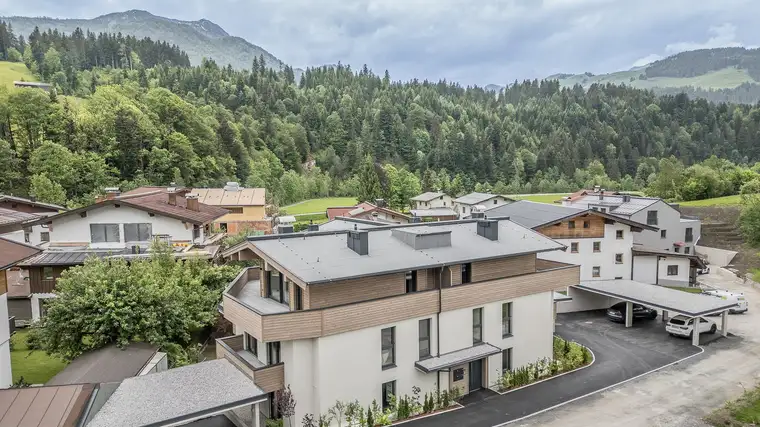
0;0;758;85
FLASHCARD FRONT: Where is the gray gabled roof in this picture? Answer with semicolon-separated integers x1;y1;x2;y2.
47;343;158;386
454;192;509;205
411;192;446;202
248;219;565;285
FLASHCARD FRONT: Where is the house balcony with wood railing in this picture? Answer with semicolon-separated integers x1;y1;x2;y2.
215;334;284;393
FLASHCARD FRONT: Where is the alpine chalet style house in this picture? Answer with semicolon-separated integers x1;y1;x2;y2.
326;201;411;224
409;192;458;221
219;218;579;423
453;192;513;218
0;194;66;246
12;188;227;323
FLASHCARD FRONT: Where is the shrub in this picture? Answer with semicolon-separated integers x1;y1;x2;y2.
366;406;374;427
25;326;44;350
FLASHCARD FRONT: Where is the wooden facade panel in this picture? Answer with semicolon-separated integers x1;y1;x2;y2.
536;259;575;271
222;354;255;380
254;364;285;393
471;254;536;282
440;266;580;312
29;267;64;294
223;295;263;339
450;264;462;286
261;310;322;341
538;215;605;239
322;291;439;337
0;271;6;295
307;273;406;309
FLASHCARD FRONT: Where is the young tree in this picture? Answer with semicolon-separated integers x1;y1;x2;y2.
357;155;381;203
276;385;297;427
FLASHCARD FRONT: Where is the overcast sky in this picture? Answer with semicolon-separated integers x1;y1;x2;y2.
0;0;758;85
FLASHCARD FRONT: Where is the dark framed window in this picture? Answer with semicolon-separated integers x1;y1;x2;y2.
685;227;693;242
647;210;658;226
24;232;30;243
267;342;280;364
294;286;303;310
493;199;498;205
473;308;483;344
381;327;395;368
615;254;623;264
667;265;679;276
568;221;576;229
245;333;258;357
382;381;396;410
674;247;680;253
600;208;607;213
419;319;431;359
685;247;690;254
583;220;590;229
124;223;152;242
267;270;288;304
461;263;472;284
283;280;290;305
90;224;120;243
42;266;54;280
570;242;579;253
661;230;667;239
593;242;601;252
40;232;50;242
405;271;417;293
592;266;601;278
502;348;512;373
616;230;624;240
502;302;512;337
461;206;466;214
226;207;244;214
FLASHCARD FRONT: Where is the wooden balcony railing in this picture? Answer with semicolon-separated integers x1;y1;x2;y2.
216;334;285;393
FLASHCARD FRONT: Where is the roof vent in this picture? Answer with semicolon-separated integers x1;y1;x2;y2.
224;182;241;192
598;193;604;200
307;224;319;232
392;228;452;250
471;212;485;219
622;195;631;202
278;225;294;234
594;185;601;193
476;219;499;241
186;194;200;212
374;198;387;208
411;217;422;223
347;230;369;255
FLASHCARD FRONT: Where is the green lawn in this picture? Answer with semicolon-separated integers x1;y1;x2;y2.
679;195;741;207
281;197;358;215
0;61;37;89
11;329;67;385
509;194;569;204
670;286;705;294
705;384;760;426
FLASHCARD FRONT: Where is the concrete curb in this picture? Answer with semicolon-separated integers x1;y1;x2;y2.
743;274;760;290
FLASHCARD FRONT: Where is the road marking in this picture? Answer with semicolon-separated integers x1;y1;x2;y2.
491;346;706;427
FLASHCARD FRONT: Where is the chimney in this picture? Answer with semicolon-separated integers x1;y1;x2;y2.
278;225;294;234
168;192;178;206
374;198;387;208
103;187;121;200
307;220;319;232
476;219;499;241
224;181;241;192
186;194;200;212
347;230;369;255
594;185;601;193
622;195;631;202
471;211;485;219
598;193;604;201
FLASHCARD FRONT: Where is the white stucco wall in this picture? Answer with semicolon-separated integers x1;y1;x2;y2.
632;255;658;284
556;287;622;314
0;294;12;388
414;195;453;210
631;255;690;286
48;205;196;248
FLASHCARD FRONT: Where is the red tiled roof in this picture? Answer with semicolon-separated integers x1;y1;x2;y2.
0;237;42;269
326;206;357;220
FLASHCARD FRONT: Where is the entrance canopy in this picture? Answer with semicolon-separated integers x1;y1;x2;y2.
574;280;737;317
415;343;501;373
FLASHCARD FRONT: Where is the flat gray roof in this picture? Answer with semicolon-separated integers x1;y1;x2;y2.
250;219;565;284
416;343;501;373
574;280;737;317
317;218;383;232
87;359;266;427
411;208;458;217
484;200;585;229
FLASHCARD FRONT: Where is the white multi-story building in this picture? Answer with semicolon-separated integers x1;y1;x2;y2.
453;193;513;218
220;218;579;424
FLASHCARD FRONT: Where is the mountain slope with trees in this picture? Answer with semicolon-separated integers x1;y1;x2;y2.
2;10;285;70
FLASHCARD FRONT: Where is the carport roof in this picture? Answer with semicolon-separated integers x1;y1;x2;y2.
574;280;737;317
415;343;502;373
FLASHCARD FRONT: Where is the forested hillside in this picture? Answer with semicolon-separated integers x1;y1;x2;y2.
2;23;760;209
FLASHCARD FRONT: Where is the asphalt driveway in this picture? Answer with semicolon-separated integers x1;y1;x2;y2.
404;311;703;427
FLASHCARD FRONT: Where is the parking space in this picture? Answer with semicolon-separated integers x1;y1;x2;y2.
403;311;704;427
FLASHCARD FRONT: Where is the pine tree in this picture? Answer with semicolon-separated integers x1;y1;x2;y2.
357;155;381;202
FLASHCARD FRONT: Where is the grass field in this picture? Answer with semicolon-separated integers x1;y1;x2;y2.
679;195;741;207
509;194;568;204
11;329;67;385
281;197;358;215
557;67;756;91
0;61;36;89
671;286;705;294
705;384;760;426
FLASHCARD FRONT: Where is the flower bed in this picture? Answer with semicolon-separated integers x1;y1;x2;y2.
493;336;593;393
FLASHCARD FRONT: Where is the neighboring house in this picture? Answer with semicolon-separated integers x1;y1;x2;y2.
410;192;454;210
409;207;459;222
0;237;42;388
562;188;702;255
13;81;53;91
453;193;513;217
47;342;167;385
11;188;228;324
0;207;40;244
0;194;65;246
327;201;411;224
219;219;579;424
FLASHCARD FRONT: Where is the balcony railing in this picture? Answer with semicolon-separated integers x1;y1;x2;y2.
216;335;285;393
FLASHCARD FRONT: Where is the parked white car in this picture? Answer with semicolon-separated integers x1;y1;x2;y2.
702;289;749;314
666;315;717;338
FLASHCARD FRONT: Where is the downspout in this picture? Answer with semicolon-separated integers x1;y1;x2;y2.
630;249;634;280
655;256;660;285
436;264;444;395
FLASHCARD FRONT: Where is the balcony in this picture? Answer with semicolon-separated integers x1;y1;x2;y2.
215;335;284;393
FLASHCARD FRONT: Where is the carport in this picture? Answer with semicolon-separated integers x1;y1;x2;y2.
573;280;737;346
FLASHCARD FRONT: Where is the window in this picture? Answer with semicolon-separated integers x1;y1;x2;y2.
40;232;50;243
124;223;152;242
568;221;576;229
685;227;693;242
90;224;120;243
493;199;498;205
592;266;601;278
245;333;258;357
616;230;624;240
583;220;590;229
382;381;396;411
600;208;607;213
502;302;512;337
193;225;201;240
570;242;579;253
42;266;54;280
24;231;30;243
419;319;431;359
283;280;290;305
267;342;281;364
226;207;244;214
615;254;623;264
461;206;466;214
593;242;601;252
667;265;679;276
684;247;690;254
268;270;282;302
461;263;472;284
592;207;598;211
381;327;395;368
674;247;680;253
661;230;667;239
294;286;303;310
473;308;483;344
502;348;512;373
647;210;658;226
405;271;417;293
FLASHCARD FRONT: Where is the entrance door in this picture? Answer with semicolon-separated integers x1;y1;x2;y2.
468;359;483;392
